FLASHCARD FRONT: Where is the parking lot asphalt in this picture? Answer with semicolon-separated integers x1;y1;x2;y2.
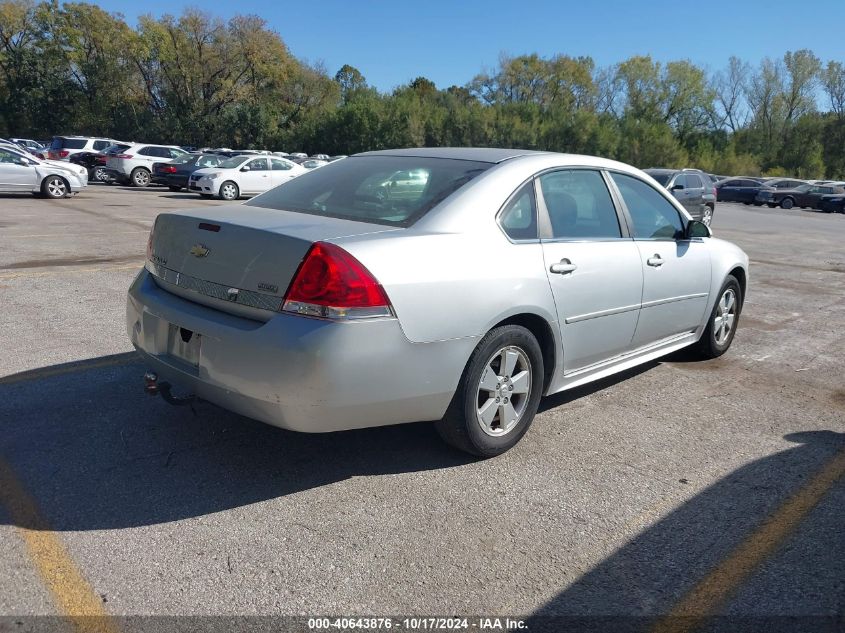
0;185;843;629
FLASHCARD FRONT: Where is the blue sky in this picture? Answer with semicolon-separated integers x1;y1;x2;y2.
94;0;845;92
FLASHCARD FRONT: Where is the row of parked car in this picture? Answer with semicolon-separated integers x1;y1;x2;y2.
712;176;845;213
36;135;346;200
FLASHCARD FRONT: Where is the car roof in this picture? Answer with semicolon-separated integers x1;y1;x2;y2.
356;147;551;164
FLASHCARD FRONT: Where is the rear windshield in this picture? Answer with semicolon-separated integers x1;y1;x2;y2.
51;137;87;150
103;144;130;154
247;155;491;226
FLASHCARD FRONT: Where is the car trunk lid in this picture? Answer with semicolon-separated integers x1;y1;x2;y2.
147;205;401;316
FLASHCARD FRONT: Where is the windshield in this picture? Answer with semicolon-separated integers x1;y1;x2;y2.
247;155;492;227
218;155;250;169
647;172;672;186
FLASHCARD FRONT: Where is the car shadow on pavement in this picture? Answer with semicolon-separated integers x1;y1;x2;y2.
526;429;845;633
0;353;477;531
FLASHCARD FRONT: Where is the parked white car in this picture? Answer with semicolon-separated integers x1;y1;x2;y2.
48;135;119;161
189;155;304;200
104;143;189;187
0;145;88;198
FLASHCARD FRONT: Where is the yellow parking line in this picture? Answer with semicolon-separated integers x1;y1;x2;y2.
651;447;845;633
0;263;142;281
0;354;139;385
0;459;120;633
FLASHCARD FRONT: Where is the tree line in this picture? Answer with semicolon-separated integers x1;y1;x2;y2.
1;1;844;178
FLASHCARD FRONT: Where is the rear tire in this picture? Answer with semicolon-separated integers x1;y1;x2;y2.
131;168;151;187
435;325;544;457
696;275;742;359
219;181;239;201
702;204;714;226
42;176;68;199
780;197;794;210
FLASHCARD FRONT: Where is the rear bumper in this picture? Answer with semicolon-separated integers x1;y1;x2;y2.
126;269;473;433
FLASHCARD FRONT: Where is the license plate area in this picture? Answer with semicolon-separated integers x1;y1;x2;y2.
167;324;201;367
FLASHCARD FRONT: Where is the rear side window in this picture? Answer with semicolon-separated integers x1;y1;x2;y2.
51;137;87;150
247;155;491;227
499;182;537;240
271;159;292;171
539;170;621;239
611;172;684;240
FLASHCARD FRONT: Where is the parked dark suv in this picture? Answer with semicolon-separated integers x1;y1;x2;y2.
644;168;717;225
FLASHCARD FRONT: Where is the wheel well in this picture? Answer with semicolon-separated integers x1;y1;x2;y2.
729;266;747;308
493;313;556;392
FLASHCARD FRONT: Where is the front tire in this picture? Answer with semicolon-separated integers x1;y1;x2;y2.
42;176;68;199
702;205;714;226
131;168;151;187
435;325;544;457
696;276;742;359
219;181;239;201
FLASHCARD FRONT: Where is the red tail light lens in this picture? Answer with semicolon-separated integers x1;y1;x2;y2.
282;242;392;320
58;150;69;158
161;165;177;173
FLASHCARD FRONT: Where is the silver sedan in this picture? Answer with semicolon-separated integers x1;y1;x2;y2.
0;145;88;197
128;148;748;456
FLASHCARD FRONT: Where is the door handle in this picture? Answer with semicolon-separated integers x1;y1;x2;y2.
647;254;664;267
549;259;577;274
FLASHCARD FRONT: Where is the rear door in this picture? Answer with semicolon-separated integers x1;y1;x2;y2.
537;169;643;373
718;179;741;202
609;172;711;348
270;158;297;186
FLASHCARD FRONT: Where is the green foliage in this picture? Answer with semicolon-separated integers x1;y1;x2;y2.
0;1;840;178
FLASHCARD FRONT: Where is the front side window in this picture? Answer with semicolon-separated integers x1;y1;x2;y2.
611;172;684;240
247;155;491;227
498;182;537;240
0;148;28;164
539;170;621;239
248;158;269;171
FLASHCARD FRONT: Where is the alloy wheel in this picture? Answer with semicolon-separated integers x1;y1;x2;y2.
46;178;66;198
713;288;737;346
475;346;532;437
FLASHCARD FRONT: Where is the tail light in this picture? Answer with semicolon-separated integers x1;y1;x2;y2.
161;165;177;173
49;150;69;159
282;242;392;320
115;154;133;159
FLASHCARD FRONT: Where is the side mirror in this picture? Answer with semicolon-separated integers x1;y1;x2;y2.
686;219;711;239
670;184;685;191
240;166;250;172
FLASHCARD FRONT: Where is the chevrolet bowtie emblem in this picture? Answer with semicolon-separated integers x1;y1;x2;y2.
189;244;210;258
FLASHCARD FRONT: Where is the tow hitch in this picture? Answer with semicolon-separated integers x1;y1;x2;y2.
144;371;197;407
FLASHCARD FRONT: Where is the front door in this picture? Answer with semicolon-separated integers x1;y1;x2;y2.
609;171;711;348
0;149;37;190
537;169;643;373
240;158;271;194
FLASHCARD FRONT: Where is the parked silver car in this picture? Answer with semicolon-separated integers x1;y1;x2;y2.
128;148;748;456
0;145;88;198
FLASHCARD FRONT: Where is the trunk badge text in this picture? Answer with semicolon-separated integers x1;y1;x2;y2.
189;244;210;258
